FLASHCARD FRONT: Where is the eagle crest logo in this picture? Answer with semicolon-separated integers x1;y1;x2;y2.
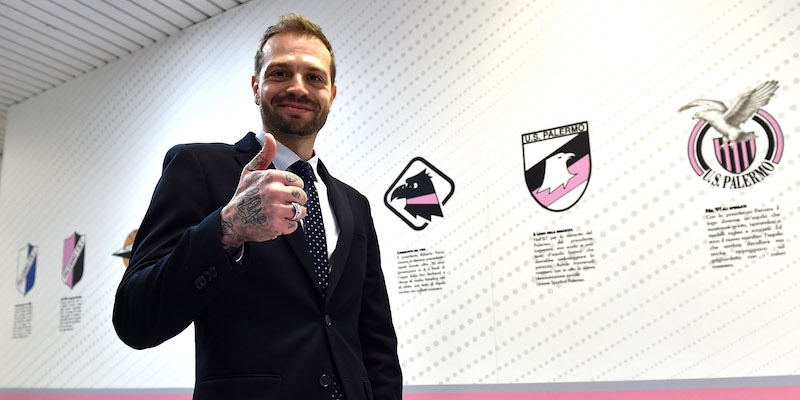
682;81;784;189
522;122;591;212
385;157;454;230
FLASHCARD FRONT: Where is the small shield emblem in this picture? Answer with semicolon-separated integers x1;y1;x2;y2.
17;243;37;296
62;232;86;289
522;122;591;212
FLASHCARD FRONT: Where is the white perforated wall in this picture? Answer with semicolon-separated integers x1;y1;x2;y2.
0;0;798;392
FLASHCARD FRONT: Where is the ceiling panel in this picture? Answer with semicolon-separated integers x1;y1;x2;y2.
0;75;42;98
45;0;146;52
0;34;89;74
1;42;76;82
0;12;116;64
0;0;251;157
103;0;182;36
131;0;195;29
184;0;223;16
85;1;166;44
0;63;52;91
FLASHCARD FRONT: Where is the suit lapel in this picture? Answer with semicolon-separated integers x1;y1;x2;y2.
318;160;353;299
233;132;260;168
234;132;321;296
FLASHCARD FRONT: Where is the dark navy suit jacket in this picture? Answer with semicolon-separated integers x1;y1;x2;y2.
113;133;401;400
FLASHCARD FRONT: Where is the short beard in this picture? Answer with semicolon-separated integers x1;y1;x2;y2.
260;96;329;137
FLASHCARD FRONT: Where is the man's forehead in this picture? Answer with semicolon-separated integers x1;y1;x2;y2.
263;32;331;62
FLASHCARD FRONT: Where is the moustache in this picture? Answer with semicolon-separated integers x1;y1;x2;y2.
272;95;319;111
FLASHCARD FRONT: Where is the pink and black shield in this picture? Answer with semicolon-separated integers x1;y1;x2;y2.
62;232;85;289
523;124;591;212
713;138;756;173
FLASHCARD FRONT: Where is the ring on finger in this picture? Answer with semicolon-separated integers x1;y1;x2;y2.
290;202;302;221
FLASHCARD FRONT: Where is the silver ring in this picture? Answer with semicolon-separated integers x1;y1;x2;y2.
290;202;302;221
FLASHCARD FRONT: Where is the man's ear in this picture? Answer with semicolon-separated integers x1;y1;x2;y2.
330;83;337;106
251;75;260;105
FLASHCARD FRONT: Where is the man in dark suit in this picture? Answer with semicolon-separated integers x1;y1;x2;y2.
113;14;402;400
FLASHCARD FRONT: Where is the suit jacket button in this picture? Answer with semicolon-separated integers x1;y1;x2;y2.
194;276;207;290
324;315;332;326
319;374;331;388
203;269;215;281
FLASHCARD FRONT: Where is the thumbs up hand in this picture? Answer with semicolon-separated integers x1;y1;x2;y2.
220;133;307;250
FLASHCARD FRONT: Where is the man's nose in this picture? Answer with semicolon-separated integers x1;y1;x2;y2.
286;74;309;97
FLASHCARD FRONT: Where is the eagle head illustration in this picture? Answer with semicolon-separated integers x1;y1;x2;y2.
391;170;443;221
537;152;576;194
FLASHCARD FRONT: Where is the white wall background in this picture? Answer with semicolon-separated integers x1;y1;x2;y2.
0;0;798;390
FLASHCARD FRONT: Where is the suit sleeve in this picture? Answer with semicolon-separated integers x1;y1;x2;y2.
358;200;403;399
113;144;241;349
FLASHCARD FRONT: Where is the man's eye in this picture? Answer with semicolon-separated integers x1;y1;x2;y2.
309;75;321;81
270;71;286;78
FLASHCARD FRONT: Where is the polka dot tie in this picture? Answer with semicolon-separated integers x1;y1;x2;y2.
289;161;345;400
290;161;332;296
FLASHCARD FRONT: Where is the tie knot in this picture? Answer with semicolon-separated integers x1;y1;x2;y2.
289;161;315;184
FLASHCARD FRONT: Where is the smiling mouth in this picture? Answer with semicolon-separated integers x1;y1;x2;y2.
278;103;314;113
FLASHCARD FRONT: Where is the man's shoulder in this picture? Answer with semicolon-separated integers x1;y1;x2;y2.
164;133;257;162
167;141;235;156
161;142;232;169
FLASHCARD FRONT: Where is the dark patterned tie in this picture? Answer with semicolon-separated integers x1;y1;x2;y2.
290;161;331;296
288;161;345;400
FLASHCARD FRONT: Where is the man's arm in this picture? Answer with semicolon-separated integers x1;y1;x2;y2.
113;135;307;349
113;144;241;349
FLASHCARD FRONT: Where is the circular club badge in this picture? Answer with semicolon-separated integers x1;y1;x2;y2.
681;81;784;189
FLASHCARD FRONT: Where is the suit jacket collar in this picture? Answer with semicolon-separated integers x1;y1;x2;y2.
317;160;354;299
233;132;261;167
233;132;354;300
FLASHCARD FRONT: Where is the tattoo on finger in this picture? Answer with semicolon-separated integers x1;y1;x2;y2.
245;154;268;172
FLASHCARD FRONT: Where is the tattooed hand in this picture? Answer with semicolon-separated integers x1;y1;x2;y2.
220;133;307;250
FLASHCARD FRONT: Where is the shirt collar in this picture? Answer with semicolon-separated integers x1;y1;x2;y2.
255;130;320;182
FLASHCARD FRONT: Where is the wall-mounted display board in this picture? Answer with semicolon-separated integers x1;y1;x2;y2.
0;0;798;398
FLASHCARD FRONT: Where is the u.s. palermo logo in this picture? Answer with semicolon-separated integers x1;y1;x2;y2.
17;243;38;296
522;122;591;212
385;157;455;230
681;80;784;189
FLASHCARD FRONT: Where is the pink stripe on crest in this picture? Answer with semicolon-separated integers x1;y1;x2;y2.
532;155;589;207
406;193;439;205
758;109;783;162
